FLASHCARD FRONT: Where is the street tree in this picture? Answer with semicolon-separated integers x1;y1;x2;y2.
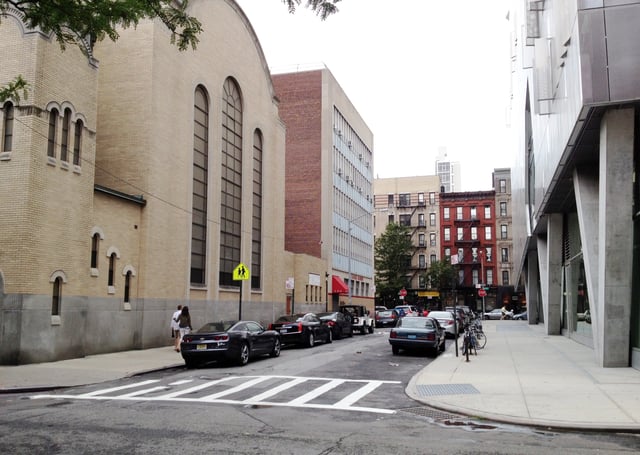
0;0;342;102
374;223;413;306
424;259;457;300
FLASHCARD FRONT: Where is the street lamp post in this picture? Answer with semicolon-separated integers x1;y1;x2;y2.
480;249;486;316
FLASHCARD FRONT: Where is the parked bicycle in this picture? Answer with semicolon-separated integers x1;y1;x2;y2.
470;318;487;349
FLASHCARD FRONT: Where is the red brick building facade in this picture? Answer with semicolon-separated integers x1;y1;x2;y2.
440;191;496;311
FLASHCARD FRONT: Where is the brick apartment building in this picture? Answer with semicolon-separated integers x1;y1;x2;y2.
439;191;497;312
373;176;441;308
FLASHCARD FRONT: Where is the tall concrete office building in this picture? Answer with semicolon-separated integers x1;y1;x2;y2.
509;1;640;368
435;147;461;193
272;67;375;312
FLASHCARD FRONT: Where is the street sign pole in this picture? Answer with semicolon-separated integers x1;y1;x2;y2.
233;263;251;320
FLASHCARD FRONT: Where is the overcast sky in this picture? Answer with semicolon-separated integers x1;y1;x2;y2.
236;0;514;191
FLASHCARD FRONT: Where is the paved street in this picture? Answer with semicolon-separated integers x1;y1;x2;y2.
2;328;640;454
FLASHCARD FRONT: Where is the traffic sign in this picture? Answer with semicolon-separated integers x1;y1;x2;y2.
478;289;487;297
233;263;250;281
399;288;407;297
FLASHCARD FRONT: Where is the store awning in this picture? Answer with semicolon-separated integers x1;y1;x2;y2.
331;275;349;294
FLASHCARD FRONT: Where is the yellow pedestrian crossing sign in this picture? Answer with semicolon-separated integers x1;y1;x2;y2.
233;263;250;281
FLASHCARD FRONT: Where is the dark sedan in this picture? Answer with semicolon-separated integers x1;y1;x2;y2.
317;311;353;339
180;321;280;368
375;309;399;328
268;313;332;347
389;316;446;356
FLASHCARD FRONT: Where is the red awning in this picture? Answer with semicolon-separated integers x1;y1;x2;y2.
331;275;349;295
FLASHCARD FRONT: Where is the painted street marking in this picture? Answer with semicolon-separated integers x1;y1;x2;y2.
32;375;401;414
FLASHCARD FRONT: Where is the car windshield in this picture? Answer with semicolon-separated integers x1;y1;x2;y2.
196;321;236;333
378;310;394;316
398;318;432;329
427;311;453;319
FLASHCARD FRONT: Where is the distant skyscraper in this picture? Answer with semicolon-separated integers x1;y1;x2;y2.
435;147;461;192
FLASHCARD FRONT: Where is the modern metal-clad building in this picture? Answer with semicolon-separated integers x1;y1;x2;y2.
509;0;640;368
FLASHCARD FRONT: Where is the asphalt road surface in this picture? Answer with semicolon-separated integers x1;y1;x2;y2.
1;330;639;454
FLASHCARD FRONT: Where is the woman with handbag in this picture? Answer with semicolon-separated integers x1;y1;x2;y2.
176;306;192;352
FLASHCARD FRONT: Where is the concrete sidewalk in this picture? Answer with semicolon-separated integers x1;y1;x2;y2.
406;321;640;431
0;346;184;392
1;321;639;430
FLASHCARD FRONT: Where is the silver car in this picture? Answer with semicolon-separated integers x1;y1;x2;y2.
426;311;457;338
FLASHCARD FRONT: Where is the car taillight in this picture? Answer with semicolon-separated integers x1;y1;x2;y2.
183;335;192;343
390;331;397;338
327;321;335;326
392;313;397;319
375;315;380;320
268;323;273;330
297;323;303;332
426;333;435;341
213;335;229;342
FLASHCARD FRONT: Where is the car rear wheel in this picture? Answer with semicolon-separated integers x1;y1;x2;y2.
392;345;400;355
238;342;250;366
184;356;198;369
326;329;333;344
269;338;281;357
368;323;374;334
348;327;354;338
307;332;315;348
333;327;342;340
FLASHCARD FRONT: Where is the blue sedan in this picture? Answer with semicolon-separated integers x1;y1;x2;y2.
389;317;446;356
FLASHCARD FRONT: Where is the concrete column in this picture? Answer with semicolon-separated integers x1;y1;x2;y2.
526;249;540;324
598;108;634;367
537;235;548;324
573;167;601;359
542;214;563;335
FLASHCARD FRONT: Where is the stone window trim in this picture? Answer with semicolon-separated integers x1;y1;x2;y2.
49;270;67;325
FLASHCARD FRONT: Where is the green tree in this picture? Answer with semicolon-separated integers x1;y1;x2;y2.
374;223;413;306
0;0;341;101
425;259;457;292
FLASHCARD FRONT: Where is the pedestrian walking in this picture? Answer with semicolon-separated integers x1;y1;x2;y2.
171;305;182;351
176;306;192;352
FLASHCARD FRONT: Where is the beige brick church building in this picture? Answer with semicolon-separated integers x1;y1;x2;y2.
0;0;318;364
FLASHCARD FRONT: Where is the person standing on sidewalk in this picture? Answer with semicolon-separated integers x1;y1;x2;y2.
176;306;192;352
171;305;182;351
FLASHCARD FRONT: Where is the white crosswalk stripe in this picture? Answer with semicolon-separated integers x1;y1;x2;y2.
32;375;401;414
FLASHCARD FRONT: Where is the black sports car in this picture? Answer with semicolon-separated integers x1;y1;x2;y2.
180;320;281;368
268;313;332;347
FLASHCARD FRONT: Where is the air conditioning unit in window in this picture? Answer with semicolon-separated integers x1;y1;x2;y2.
338;168;342;176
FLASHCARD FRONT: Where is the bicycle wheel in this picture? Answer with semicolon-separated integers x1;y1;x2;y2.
475;330;487;349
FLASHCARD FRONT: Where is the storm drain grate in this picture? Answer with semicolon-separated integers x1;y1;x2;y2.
415;383;480;397
401;406;461;420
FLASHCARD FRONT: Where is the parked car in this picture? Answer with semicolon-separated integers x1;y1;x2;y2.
389;316;446;356
317;311;354;339
340;305;375;334
375;309;400;328
425;310;458;338
445;306;468;327
483;308;504;320
514;311;528;320
180;320;280;368
394;305;418;317
269;313;332;347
